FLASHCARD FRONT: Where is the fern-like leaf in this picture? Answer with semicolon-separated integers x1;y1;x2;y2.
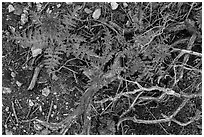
13;29;46;48
44;46;64;75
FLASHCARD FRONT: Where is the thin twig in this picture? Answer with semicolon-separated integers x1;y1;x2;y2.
11;101;19;124
145;106;170;135
4;112;11;126
27;64;43;90
47;100;54;122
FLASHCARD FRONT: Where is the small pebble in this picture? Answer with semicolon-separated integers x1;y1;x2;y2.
5;106;9;112
92;8;101;19
51;114;54;117
41;87;50;97
66;2;72;5
39;105;42;112
11;72;16;78
5;129;13;135
21;13;28;25
28;99;34;107
57;4;61;8
123;2;128;8
110;2;119;10
2;87;12;94
16;81;22;87
53;105;57;109
8;4;15;12
84;8;92;14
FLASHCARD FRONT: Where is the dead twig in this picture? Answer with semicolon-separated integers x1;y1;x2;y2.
11;101;19;124
27;64;43;90
47;100;54;122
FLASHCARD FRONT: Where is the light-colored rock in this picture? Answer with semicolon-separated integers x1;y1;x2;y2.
16;81;22;87
2;87;12;94
123;2;128;8
53;104;57;109
5;106;9;112
111;2;119;10
31;47;42;57
8;4;15;12
21;13;28;25
11;72;16;78
57;4;61;8
5;129;13;135
84;8;92;14
92;8;101;19
28;99;34;107
42;87;50;97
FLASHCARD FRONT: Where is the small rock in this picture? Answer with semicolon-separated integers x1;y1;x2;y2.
53;105;57;109
16;81;22;87
8;4;15;12
5;106;9;112
46;8;52;14
57;4;61;8
92;8;101;19
31;47;42;57
39;105;42;112
11;72;16;78
53;92;57;95
9;26;15;34
110;2;119;10
66;2;72;5
28;99;34;107
21;13;28;25
2;87;12;94
84;8;92;14
51;114;54;117
5;129;13;135
123;2;128;8
42;87;50;97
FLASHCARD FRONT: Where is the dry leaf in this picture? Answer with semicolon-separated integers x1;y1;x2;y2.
92;8;101;19
110;2;118;10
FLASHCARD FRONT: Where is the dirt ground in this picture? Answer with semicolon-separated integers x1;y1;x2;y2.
2;2;202;135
